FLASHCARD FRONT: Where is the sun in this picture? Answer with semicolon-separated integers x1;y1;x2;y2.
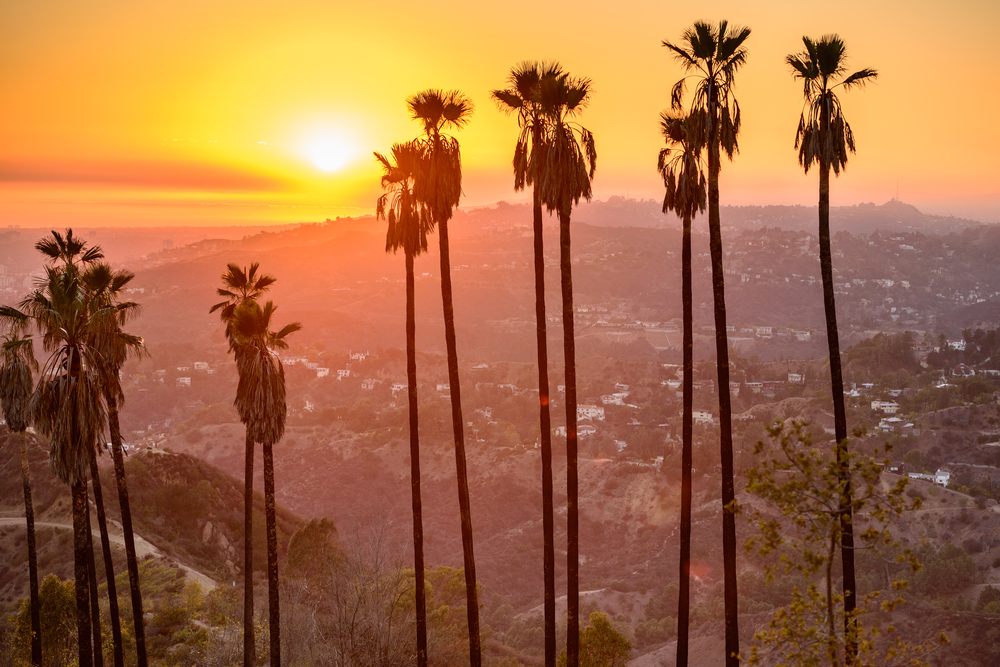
306;136;353;172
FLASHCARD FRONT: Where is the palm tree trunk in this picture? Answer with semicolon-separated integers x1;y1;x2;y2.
85;493;104;667
436;215;481;667
533;186;556;667
73;480;94;667
263;443;280;667
406;249;428;667
88;448;124;667
819;155;857;659
707;99;740;667
676;212;694;667
20;432;42;667
106;395;147;667
244;432;256;667
559;206;580;667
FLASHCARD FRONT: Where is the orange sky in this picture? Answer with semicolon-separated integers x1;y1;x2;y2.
2;0;999;226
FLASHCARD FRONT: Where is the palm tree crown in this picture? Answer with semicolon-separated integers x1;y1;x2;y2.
35;229;104;268
658;111;707;220
210;263;277;348
376;141;431;257
663;20;751;158
536;73;597;216
787;35;878;175
0;332;37;433
407;89;473;224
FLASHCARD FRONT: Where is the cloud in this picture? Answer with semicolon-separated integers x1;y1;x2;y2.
0;159;290;192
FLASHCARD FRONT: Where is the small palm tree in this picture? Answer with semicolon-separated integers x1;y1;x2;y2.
535;69;596;667
787;34;877;662
0;330;42;667
663;21;750;667
492;61;564;667
376;140;432;667
657;110;706;667
211;262;276;667
407;88;483;667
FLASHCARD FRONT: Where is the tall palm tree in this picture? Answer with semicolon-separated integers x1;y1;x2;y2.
407;88;483;667
663;21;750;667
376;140;432;667
657;111;706;667
491;61;564;667
0;331;42;667
211;263;275;667
81;262;147;667
232;299;299;667
535;70;596;667
81;261;146;667
787;34;877;661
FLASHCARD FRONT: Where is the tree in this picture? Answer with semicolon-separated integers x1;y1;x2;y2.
11;574;78;667
663;21;750;666
210;263;276;667
407;88;482;667
744;422;943;667
557;612;632;667
1;330;42;666
81;262;148;667
787;35;878;660
492;60;564;667
657;110;706;667
376;140;433;667
535;69;596;667
231;298;300;667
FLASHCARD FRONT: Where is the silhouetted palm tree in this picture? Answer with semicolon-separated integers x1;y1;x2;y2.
80;262;144;667
664;20;750;667
535;70;596;667
407;88;483;667
492;61;565;667
658;110;706;667
788;34;877;662
211;263;276;667
376;141;432;667
0;330;42;667
233;299;299;667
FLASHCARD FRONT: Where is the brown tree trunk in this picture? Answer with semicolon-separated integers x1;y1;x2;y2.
89;447;124;667
263;443;280;667
20;432;42;666
559;206;580;667
73;480;94;667
437;215;481;667
707;86;740;667
818;97;857;658
85;492;103;667
533;185;556;667
244;432;256;667
106;395;147;667
405;249;428;667
676;212;694;667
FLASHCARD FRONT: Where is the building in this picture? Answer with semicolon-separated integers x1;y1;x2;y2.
578;405;606;421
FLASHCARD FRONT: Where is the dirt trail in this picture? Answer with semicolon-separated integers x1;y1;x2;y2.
0;516;216;591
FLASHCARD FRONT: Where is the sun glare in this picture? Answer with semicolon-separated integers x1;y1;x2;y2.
305;134;356;172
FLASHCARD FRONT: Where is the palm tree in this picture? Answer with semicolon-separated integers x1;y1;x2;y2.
376;140;432;667
657;111;706;667
407;88;483;667
0;331;42;667
231;299;299;667
535;70;596;667
211;263;276;667
492;61;564;667
787;34;877;661
663;21;750;667
81;262;145;667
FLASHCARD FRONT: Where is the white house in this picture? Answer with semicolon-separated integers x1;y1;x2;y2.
693;410;714;425
194;361;209;371
338;369;351;380
316;368;330;378
578;405;605;421
361;378;376;391
176;377;191;387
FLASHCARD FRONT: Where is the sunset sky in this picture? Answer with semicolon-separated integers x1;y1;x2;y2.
2;0;998;227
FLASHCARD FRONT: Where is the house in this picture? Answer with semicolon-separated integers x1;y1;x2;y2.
907;469;951;487
391;382;407;395
193;361;209;371
952;363;975;377
337;369;351;380
746;382;763;394
788;373;804;384
437;383;450;392
578;405;605;421
755;326;772;338
361;378;376;391
578;424;598;438
693;410;714;426
316;368;330;378
795;331;812;342
176;377;191;387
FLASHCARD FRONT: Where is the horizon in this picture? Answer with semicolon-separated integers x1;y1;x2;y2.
2;1;999;227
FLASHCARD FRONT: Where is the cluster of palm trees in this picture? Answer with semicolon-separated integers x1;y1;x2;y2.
374;20;876;667
210;263;300;667
1;230;148;667
658;22;876;667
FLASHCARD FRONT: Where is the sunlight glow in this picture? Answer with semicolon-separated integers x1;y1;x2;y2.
304;133;356;173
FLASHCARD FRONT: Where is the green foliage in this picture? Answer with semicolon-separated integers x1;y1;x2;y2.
845;331;920;381
909;543;977;599
556;612;632;667
286;517;340;581
976;585;1000;612
11;574;76;667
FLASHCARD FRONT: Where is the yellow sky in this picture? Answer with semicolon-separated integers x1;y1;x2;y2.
2;0;999;226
